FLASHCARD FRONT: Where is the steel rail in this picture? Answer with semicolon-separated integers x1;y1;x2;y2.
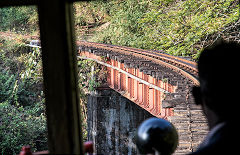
94;42;197;66
78;42;198;74
77;41;200;86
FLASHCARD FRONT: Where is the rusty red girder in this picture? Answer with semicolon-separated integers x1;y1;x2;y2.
77;42;199;118
79;51;175;118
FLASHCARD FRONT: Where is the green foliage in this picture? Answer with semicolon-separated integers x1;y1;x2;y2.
74;1;112;40
78;59;101;93
0;101;47;155
0;6;38;33
77;59;107;141
90;0;149;48
82;0;239;59
0;70;40;107
0;38;47;154
77;59;97;141
139;0;239;58
0;71;15;103
20;48;43;83
74;1;110;26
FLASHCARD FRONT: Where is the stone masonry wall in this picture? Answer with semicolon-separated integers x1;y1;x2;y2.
87;88;153;154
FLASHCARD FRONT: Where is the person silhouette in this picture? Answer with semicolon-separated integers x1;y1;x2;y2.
191;40;240;154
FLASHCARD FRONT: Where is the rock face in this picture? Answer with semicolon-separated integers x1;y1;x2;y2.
87;88;153;154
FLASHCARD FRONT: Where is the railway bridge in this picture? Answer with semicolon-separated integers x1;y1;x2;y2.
0;30;208;154
77;41;208;154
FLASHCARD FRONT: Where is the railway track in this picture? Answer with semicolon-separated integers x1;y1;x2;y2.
77;41;199;86
77;41;207;154
0;31;198;85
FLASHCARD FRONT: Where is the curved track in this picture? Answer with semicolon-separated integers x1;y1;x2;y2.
77;41;207;154
77;41;199;86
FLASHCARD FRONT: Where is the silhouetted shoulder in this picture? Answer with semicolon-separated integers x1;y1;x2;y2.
189;122;239;155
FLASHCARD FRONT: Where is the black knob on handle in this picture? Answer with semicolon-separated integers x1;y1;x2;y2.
136;118;178;155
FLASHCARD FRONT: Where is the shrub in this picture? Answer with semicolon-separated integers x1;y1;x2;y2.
139;0;239;58
0;101;47;155
84;0;239;59
0;38;47;154
0;6;38;33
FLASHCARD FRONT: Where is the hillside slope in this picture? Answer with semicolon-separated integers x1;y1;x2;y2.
74;0;239;59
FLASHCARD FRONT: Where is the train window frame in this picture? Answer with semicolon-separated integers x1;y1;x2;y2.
0;0;85;154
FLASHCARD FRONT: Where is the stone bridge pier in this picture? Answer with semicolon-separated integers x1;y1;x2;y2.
87;87;153;154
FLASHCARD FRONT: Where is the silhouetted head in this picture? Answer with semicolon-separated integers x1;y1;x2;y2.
193;40;240;124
